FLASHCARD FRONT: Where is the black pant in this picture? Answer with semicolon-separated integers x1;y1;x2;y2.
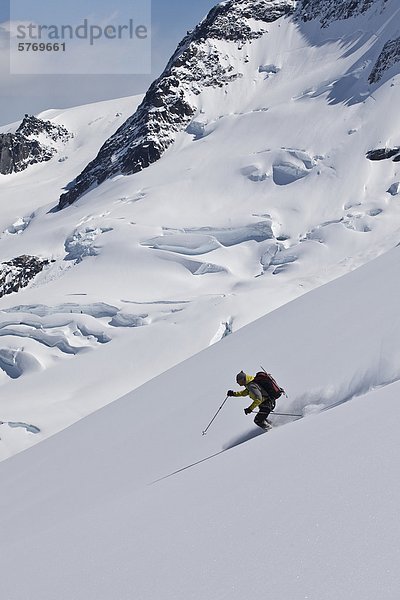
254;398;276;428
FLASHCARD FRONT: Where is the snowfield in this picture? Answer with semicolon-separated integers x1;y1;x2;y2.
0;1;399;459
1;0;400;596
0;242;400;599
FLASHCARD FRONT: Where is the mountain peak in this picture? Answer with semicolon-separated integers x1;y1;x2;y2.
186;0;295;42
57;0;393;209
0;115;71;175
57;0;296;209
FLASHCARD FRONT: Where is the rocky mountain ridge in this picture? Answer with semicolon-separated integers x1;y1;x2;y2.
298;0;388;26
57;0;296;209
0;115;71;175
57;0;398;209
0;255;50;298
369;35;400;83
367;146;400;161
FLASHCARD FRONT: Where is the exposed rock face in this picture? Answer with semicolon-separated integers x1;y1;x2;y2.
298;0;388;27
192;0;295;41
0;255;49;298
0;115;71;175
369;36;400;83
0;133;53;175
56;0;392;209
366;147;400;161
17;115;71;143
387;182;400;195
57;0;295;209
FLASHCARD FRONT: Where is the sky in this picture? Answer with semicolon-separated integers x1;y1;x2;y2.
0;0;217;125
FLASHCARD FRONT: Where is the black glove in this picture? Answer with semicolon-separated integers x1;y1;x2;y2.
244;407;252;415
227;390;235;397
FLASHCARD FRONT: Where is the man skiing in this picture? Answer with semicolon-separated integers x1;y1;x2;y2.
227;370;280;431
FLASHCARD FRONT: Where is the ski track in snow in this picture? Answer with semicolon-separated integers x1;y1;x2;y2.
153;361;400;488
150;450;226;485
152;360;400;486
278;370;400;430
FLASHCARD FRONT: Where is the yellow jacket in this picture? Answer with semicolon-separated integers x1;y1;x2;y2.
232;373;265;412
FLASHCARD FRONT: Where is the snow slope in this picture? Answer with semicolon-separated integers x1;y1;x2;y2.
0;0;400;462
0;241;400;599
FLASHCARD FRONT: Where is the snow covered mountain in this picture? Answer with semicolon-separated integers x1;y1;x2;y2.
1;1;400;596
57;0;398;208
0;115;71;175
57;0;295;208
0;0;399;465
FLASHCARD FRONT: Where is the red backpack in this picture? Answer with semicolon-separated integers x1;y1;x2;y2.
253;371;285;400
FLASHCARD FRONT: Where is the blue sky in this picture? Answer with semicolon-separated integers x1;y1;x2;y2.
0;0;217;125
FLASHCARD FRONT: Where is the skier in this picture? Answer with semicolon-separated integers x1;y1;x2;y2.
227;370;278;431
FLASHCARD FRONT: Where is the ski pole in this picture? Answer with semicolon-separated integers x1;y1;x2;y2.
251;411;303;418
202;396;229;436
271;411;302;418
